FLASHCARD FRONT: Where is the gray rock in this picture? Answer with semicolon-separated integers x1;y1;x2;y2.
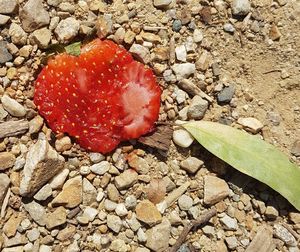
129;44;150;64
30;28;51;49
178;194;193;211
9;23;27;45
172;63;195;79
0;41;13;64
180;157;203;174
27;228;40;242
204;175;229;205
1;95;26;117
24;201;47;226
107;214;123;233
202;225;215;238
220;214;238;231
274;224;297;247
104;199;118;211
55;17;80;43
34;183;52;201
20;0;50;32
153;0;172;8
126;213;141;232
0;14;10;25
225;236;239;250
187;95;208;120
20;137;65;197
0;0;18;14
232;0;251;16
137;228;147;243
0;173;10;207
146;219;170;251
217;85;235;103
224;23;235;33
89;152;105;163
125;195;137;209
115;169;138;190
82;206;98;221
172;20;182;32
90;161;110;175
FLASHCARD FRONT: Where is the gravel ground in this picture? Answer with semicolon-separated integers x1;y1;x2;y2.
0;0;299;251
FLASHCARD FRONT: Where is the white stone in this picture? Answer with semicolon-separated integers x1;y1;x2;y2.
232;0;251;15
107;215;123;233
178;194;193;210
50;169;69;189
90;161;110;175
193;29;203;43
1;94;26;117
153;0;172;8
115;203;128;217
39;245;52;252
175;45;187;62
237;117;263;133
83;207;98;221
129;44;150;64
173;129;194;148
220;215;238;231
137;228;147;242
96;190;104;202
172;63;195;79
34;183;52;201
54;17;80;43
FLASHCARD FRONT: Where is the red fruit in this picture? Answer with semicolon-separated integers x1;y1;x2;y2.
34;39;161;153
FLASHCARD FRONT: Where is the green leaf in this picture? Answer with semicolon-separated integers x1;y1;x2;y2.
64;42;81;56
183;121;300;211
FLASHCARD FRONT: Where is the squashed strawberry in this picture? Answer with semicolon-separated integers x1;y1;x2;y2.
34;39;161;153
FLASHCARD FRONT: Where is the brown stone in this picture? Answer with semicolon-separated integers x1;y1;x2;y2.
52;176;82;208
245;226;275;252
204;175;229;205
136;200;162;226
0;152;15;170
57;225;76;241
3;213;23;237
46;206;67;229
0;173;10;207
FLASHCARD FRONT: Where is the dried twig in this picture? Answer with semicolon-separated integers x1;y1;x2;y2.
262;69;281;74
169;208;217;252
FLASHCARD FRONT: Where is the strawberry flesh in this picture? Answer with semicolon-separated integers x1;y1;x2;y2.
34;39;161;153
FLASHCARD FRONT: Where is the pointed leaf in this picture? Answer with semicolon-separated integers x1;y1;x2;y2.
65;42;81;56
183;121;300;211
